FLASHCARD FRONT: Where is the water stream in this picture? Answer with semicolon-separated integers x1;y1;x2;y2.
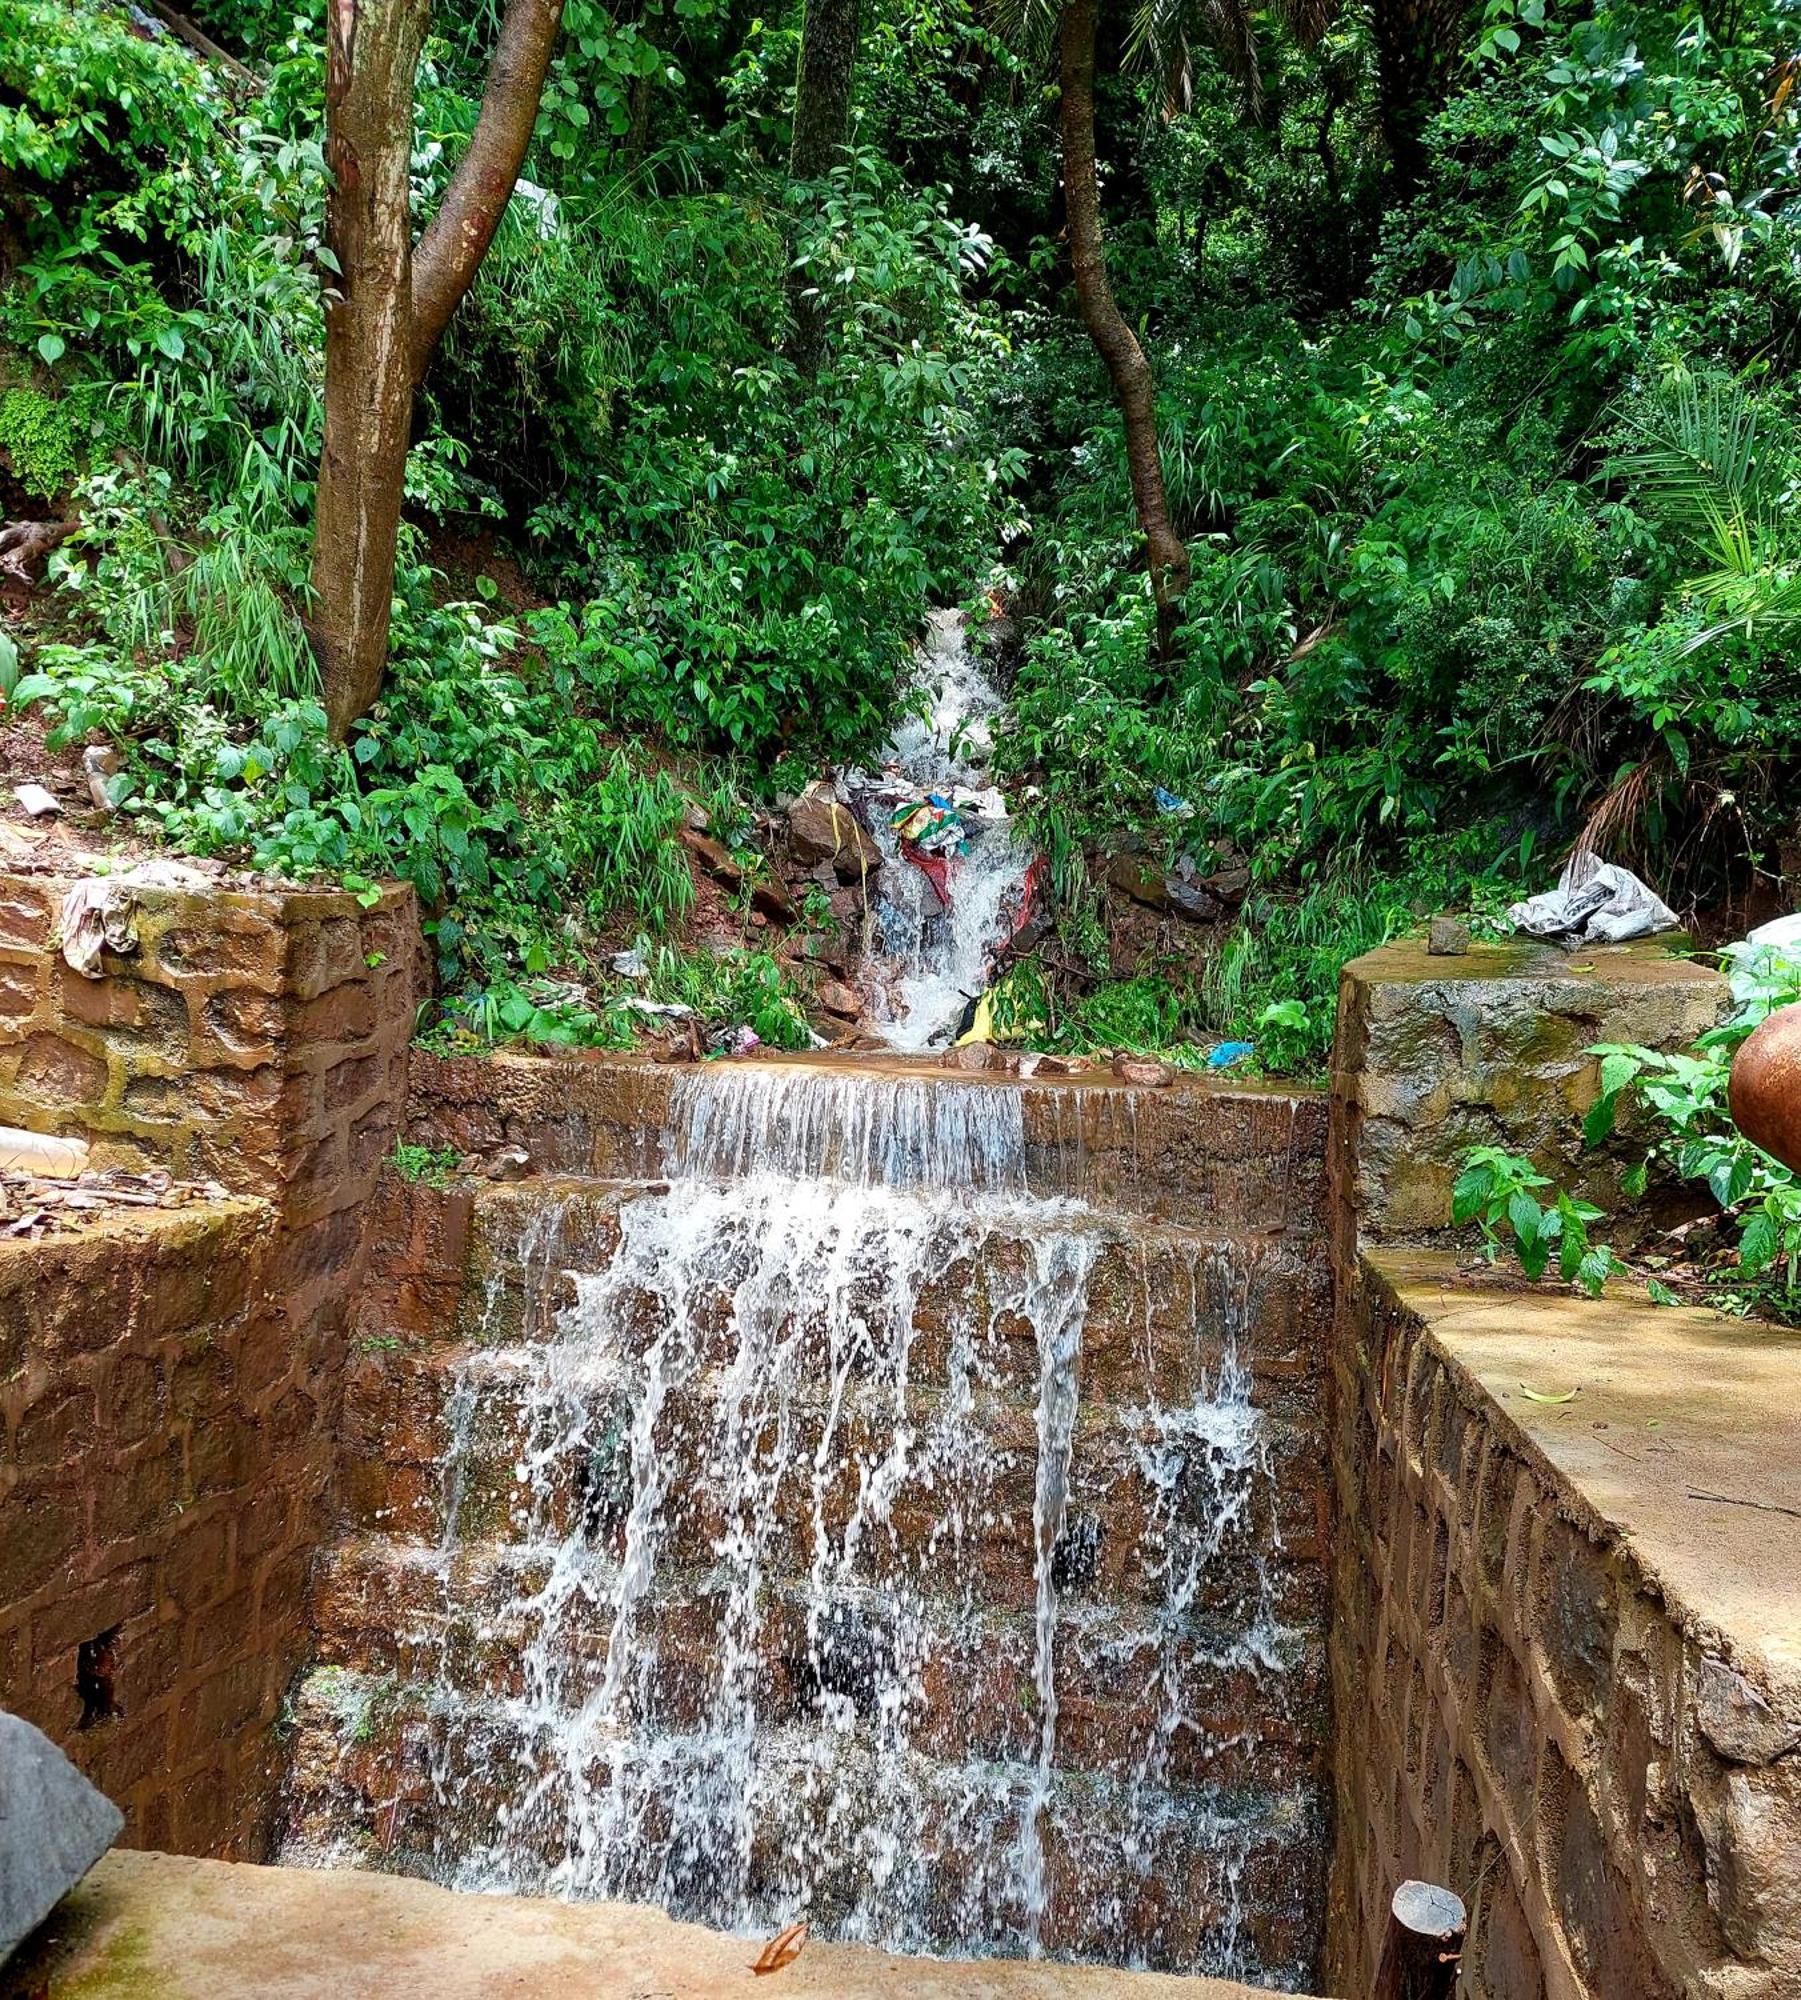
849;610;1033;1051
287;615;1323;1985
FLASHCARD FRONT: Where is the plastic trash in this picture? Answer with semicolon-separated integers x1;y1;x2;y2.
1506;853;1678;945
58;878;137;978
1747;914;1801;951
1154;787;1194;818
1206;1041;1255;1068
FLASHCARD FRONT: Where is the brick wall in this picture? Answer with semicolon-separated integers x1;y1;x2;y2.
1325;1261;1801;2000
0;1206;328;1855
0;869;425;1858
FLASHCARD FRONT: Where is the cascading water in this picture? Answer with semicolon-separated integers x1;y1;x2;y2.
848;610;1034;1051
289;1066;1325;1985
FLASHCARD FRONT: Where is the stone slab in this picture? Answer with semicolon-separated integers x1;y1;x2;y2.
1377;1250;1801;1700
2;1849;1324;1998
1332;936;1727;1243
0;1710;122;1963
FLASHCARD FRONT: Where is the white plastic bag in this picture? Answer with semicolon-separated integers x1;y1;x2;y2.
1507;853;1678;945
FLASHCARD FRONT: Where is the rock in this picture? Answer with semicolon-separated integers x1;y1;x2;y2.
751;877;796;924
1163;871;1222;924
1428;917;1472;957
817;980;861;1020
1107;851;1166;910
1034;1053;1086;1077
13;783;60;818
0;1709;123;1960
942;1041;997;1071
1200;865;1251;906
483;1149;531;1183
828;887;866;926
681;803;710;832
1113;1055;1175;1088
82;746;120;812
1696;1657;1801;1765
677;827;743;888
787;784;882;881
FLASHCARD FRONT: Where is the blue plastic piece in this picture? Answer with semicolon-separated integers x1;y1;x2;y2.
1206;1041;1254;1068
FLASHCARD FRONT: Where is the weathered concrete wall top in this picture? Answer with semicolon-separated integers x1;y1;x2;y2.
0;870;422;1226
1331;936;1727;1245
1327;1252;1801;2000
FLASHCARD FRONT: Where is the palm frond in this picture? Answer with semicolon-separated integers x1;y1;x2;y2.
1611;374;1767;538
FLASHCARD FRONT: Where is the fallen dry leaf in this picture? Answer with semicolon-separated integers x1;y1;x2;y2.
749;1921;808;1976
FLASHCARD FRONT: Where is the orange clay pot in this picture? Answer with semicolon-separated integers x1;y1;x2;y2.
1729;1000;1801;1175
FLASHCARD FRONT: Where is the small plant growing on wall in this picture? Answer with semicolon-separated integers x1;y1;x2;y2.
1452;1147;1626;1298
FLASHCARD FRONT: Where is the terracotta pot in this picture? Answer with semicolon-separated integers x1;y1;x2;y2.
1729;1001;1801;1174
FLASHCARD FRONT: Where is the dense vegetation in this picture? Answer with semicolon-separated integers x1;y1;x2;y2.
2;0;1798;1095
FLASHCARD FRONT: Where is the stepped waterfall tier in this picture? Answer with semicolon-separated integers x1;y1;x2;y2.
288;1066;1331;1985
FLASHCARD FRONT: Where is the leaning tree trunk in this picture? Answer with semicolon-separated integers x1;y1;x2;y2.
309;0;566;737
1370;0;1470;190
1058;0;1189;659
783;0;860;376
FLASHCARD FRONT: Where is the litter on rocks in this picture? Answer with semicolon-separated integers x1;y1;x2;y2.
1507;853;1678;945
1206;1041;1255;1069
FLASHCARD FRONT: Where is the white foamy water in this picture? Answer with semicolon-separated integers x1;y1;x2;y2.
288;1069;1323;1984
850;610;1033;1052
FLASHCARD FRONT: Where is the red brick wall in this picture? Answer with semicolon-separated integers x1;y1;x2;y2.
0;1207;324;1854
0;871;424;1856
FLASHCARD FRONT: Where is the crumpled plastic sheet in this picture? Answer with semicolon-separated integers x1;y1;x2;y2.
59;878;138;978
1507;853;1679;945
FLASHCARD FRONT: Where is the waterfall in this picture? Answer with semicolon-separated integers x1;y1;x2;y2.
849;610;1034;1052
290;1056;1324;1984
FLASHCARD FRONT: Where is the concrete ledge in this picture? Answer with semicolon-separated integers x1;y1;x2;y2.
3;1849;1320;1999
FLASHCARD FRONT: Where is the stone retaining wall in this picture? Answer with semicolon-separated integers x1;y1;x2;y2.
0;870;425;1861
0;1205;336;1856
1325;1257;1801;2000
1330;936;1725;1245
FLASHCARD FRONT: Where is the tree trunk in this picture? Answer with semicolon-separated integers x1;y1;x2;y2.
309;0;566;737
783;0;860;376
1371;0;1471;190
1058;0;1189;657
309;0;429;740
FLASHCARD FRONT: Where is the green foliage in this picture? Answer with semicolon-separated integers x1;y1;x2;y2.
0;386;86;497
1583;937;1801;1298
1452;1146;1627;1296
389;1141;464;1187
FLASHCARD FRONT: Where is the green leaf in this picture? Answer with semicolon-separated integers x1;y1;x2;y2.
1645;1278;1679;1307
1518;1382;1580;1403
1508;1188;1543;1250
36;333;65;366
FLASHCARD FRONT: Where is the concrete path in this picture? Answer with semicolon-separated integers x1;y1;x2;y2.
3;1851;1313;2000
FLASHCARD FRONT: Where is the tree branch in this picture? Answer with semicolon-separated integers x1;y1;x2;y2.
408;0;566;381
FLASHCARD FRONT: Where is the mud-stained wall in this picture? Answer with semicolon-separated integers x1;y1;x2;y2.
1326;939;1801;2000
1326;1260;1801;2000
0;871;424;1860
0;1206;329;1854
